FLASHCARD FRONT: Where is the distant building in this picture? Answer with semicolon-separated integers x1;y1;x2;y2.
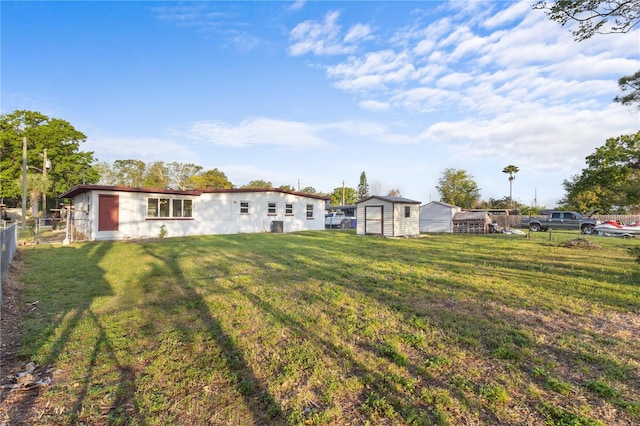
419;201;461;233
452;211;492;234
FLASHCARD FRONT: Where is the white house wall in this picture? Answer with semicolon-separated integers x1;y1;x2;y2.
72;189;326;241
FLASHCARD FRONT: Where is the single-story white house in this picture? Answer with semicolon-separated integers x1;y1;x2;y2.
59;185;330;241
355;196;421;237
419;201;461;233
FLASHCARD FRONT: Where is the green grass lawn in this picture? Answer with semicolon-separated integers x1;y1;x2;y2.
8;230;640;425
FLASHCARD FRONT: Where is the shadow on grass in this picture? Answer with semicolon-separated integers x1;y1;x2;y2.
237;286;495;424
139;242;285;425
240;232;639;423
11;231;638;424
6;242;144;424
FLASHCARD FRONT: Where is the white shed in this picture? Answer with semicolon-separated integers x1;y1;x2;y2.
419;201;461;233
59;185;330;241
356;196;421;237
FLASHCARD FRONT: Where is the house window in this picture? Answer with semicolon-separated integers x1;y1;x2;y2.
268;202;277;215
173;199;182;217
147;198;193;218
148;199;159;217
405;206;411;218
285;203;293;215
172;199;193;218
306;204;314;219
184;200;193;217
240;201;249;214
159;199;170;217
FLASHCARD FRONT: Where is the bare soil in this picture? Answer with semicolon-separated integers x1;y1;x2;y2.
0;251;43;425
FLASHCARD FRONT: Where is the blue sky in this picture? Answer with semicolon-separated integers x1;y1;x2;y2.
2;1;639;207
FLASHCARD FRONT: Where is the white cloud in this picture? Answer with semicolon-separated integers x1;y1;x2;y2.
185;118;328;148
327;50;415;91
359;100;390;111
304;0;639;122
288;1;306;12
288;11;357;56
344;23;373;43
436;72;474;89
482;1;530;29
85;136;196;163
420;103;638;174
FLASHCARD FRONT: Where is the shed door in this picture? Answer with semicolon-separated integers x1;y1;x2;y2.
365;206;383;235
98;195;119;231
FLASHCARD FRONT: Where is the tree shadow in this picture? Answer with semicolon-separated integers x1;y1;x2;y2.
138;241;285;425
1;242;144;424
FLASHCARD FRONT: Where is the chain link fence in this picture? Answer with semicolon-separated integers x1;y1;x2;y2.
0;223;19;306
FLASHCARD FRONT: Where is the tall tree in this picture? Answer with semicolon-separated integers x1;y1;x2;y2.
0;110;96;207
241;180;272;188
502;165;519;206
112;159;146;187
534;0;640;107
357;171;369;200
435;168;481;208
144;161;170;189
167;162;202;190
329;186;357;206
534;0;640;40
387;188;402;197
370;181;382;196
614;70;640;108
188;168;233;189
562;132;640;213
24;173;50;217
94;160;118;185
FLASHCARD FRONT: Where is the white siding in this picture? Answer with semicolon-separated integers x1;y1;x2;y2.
356;197;420;237
393;203;420;237
419;202;461;233
356;198;391;236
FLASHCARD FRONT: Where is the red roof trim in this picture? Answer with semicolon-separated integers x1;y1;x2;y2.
60;185;330;201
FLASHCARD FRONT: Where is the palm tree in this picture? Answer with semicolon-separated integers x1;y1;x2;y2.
502;165;519;207
25;173;50;217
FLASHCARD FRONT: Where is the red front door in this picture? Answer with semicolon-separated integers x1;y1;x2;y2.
98;195;119;231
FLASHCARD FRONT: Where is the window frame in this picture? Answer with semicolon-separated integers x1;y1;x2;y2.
240;201;250;214
146;197;194;220
285;203;293;216
267;202;277;216
306;204;314;219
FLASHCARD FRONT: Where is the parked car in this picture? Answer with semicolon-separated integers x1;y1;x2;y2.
325;211;356;229
523;210;600;234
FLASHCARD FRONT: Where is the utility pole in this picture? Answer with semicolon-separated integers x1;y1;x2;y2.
42;149;48;217
21;136;27;230
342;180;345;205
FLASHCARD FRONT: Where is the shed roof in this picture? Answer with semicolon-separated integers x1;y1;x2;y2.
421;201;459;209
453;211;491;220
356;195;421;205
